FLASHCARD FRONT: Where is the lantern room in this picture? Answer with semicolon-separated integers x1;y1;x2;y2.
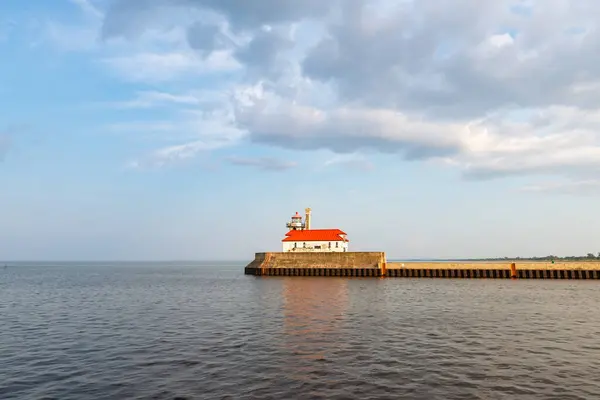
286;212;305;230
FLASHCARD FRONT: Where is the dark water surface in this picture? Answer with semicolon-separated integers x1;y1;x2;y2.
2;262;600;399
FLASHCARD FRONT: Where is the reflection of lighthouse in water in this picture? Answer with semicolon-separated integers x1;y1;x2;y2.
281;278;348;366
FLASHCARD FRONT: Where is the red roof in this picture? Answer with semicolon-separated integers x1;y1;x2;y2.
282;229;348;242
291;212;302;219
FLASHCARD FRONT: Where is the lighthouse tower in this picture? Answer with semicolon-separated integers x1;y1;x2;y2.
286;212;305;231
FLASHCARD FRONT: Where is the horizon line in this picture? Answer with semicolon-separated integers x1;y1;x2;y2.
3;256;591;263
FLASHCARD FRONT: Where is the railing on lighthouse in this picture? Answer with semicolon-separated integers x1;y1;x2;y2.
286;211;305;230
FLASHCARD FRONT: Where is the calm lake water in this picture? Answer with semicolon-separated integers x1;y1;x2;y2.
2;262;600;399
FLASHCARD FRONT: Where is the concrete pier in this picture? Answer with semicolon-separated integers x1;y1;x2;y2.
385;261;600;279
244;252;387;276
245;254;600;279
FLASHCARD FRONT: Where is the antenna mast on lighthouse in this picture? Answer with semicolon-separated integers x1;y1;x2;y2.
305;207;312;230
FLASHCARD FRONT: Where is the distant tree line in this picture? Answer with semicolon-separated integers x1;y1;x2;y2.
468;253;600;262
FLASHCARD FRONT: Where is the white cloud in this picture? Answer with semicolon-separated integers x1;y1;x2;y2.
69;0;103;20
130;140;218;169
231;83;600;181
225;155;297;171
32;0;600;190
120;105;246;169
108;91;201;109
101;50;241;82
323;153;374;171
106;121;179;135
521;180;600;195
489;33;515;48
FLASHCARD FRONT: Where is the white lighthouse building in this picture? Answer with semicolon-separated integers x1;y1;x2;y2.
282;208;349;252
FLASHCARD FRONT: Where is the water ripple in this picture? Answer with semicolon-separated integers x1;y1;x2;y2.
2;265;600;399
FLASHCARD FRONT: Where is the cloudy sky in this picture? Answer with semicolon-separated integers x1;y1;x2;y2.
2;0;600;261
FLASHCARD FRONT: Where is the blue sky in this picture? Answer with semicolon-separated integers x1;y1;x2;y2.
2;0;600;261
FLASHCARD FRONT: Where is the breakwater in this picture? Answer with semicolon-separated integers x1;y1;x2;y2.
244;253;600;279
244;252;386;277
386;262;600;279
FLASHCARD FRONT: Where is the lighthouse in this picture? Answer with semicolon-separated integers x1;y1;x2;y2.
285;211;305;230
282;208;349;252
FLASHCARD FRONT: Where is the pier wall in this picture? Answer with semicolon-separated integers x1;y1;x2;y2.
386;261;600;270
384;261;600;279
244;252;386;277
245;257;600;279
